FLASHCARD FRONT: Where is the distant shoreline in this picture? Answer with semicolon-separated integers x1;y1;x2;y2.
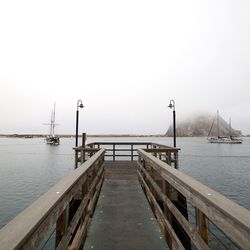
0;134;167;138
0;134;248;138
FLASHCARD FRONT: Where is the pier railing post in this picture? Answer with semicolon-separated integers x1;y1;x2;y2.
113;144;115;161
75;151;78;169
81;133;86;163
82;133;86;147
80;148;85;163
56;205;69;247
174;151;178;169
163;180;173;247
196;208;209;244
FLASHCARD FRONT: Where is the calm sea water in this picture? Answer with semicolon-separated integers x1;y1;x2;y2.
0;136;249;231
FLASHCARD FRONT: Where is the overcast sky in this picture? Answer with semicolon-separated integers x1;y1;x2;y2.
0;0;250;135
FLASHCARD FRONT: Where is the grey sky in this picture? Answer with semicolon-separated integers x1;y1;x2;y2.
0;0;250;135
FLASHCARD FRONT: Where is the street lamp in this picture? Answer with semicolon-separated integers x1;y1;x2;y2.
75;99;84;147
168;99;176;147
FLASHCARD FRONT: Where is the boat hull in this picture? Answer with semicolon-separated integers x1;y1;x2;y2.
46;136;60;145
207;137;242;144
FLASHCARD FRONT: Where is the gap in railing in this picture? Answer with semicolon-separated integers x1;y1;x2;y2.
180;194;241;250
208;220;240;250
41;225;56;250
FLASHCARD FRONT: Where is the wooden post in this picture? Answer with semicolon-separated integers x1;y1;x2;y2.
82;133;86;147
56;205;69;247
80;149;85;163
196;208;209;244
131;144;133;161
167;151;171;165
81;178;89;224
113;144;115;161
163;180;173;248
153;145;157;157
174;151;179;169
75;151;78;169
163;180;172;222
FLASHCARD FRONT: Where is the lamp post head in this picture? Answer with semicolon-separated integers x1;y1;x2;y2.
168;103;174;109
168;99;175;111
77;99;84;110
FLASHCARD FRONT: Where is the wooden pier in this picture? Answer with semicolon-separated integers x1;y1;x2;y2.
83;161;167;250
0;137;249;250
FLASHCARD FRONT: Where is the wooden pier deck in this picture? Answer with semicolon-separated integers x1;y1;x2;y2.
83;161;168;250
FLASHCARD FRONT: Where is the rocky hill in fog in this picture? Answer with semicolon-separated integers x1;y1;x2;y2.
166;113;242;137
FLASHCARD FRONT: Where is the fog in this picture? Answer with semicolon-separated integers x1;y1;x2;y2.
1;1;250;135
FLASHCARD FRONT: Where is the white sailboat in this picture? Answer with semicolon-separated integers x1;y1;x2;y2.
207;111;242;144
44;103;60;145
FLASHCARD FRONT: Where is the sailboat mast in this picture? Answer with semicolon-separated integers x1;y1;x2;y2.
217;110;220;138
50;110;53;136
52;103;56;136
229;117;232;138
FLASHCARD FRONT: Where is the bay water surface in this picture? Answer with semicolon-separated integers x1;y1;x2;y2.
0;136;249;231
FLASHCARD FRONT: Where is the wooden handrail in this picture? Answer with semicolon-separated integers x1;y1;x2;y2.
77;142;179;165
137;149;250;249
0;149;105;250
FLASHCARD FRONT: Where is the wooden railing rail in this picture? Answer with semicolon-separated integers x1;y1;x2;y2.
84;142;179;166
85;142;152;161
0;149;105;250
74;147;100;164
74;141;180;169
137;149;250;250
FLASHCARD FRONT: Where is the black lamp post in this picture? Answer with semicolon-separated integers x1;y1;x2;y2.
75;99;84;147
168;99;176;147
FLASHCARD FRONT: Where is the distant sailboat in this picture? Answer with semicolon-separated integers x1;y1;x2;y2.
207;111;242;144
44;103;60;145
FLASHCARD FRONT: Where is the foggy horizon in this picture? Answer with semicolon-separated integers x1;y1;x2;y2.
1;1;250;135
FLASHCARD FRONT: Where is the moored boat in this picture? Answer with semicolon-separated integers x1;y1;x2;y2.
207;111;242;144
46;135;60;145
207;136;242;144
44;103;60;145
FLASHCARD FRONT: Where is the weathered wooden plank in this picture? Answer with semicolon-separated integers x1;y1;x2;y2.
138;149;250;249
104;161;138;180
138;162;209;250
56;196;89;250
88;174;104;217
56;205;69;247
68;175;104;250
196;209;208;244
137;170;185;250
67;214;91;250
56;165;104;250
83;177;168;250
87;142;153;146
0;149;105;250
145;148;179;153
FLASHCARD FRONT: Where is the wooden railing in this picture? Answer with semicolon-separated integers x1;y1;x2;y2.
75;141;179;167
0;149;105;250
87;142;153;161
137;149;250;250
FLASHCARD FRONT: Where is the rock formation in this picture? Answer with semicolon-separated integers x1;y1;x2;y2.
166;113;242;137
